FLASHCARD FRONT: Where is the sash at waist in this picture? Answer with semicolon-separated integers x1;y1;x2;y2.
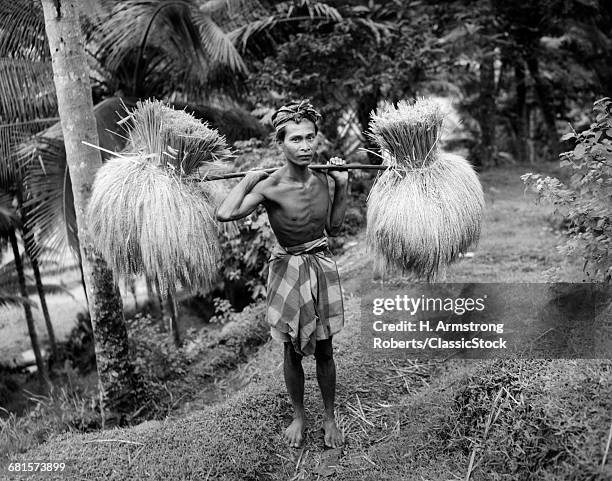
271;236;329;259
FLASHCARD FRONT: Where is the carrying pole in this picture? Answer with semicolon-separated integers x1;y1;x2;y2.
200;163;389;181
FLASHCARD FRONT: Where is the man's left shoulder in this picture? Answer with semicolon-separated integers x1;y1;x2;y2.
310;168;329;185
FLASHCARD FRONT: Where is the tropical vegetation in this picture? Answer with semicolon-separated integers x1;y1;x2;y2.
0;1;611;479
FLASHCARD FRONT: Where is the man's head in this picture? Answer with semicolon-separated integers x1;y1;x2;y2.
272;100;321;166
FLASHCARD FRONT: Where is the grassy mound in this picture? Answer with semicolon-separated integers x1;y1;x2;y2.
3;382;288;481
435;359;612;480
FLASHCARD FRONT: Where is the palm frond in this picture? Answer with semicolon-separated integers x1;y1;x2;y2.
0;258;32;292
302;1;342;22
230;0;342;51
230;15;277;51
0;292;37;309
91;0;246;97
18;136;79;263
199;0;270;39
0;191;18;235
0;119;59;186
0;243;73;297
199;0;256;16
77;0;115;23
0;0;48;60
354;17;394;44
195;15;247;73
90;1;180;74
0;58;57;122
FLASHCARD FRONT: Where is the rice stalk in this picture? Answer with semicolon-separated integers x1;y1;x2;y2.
85;100;236;292
368;98;445;169
125;99;232;177
367;152;484;281
366;98;483;279
87;157;220;293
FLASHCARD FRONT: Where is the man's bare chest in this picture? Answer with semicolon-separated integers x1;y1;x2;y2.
265;176;329;219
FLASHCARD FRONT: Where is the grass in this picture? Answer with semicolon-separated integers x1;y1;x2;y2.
0;300;272;466
3;164;611;480
0;367;99;462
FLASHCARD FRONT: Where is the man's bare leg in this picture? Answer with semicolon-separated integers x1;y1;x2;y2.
314;338;344;448
283;342;305;447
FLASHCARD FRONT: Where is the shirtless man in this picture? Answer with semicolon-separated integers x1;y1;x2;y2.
216;100;347;449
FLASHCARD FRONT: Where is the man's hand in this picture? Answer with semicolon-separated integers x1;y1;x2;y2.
243;170;269;188
327;156;348;185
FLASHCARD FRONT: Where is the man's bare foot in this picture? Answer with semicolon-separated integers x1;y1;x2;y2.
285;418;305;448
323;418;344;448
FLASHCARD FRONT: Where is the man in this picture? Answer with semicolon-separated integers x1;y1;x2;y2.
216;100;348;449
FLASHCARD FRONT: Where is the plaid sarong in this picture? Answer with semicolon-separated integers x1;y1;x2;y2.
267;237;344;356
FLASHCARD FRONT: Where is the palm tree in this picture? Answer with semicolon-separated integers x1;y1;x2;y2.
0;192;49;384
0;1;67;372
4;0;256;410
39;0;140;416
87;0;250;100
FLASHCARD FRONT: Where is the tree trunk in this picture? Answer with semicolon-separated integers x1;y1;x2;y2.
526;54;559;159
127;276;137;310
167;286;181;347
155;276;166;328
31;256;58;362
40;0;137;414
19;194;58;363
477;50;496;167
9;229;48;386
356;91;380;164
527;106;537;164
514;60;528;163
145;275;154;304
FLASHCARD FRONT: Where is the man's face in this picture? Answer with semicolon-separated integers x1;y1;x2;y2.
279;120;317;167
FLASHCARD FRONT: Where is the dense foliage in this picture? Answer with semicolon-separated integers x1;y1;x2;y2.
240;0;612;165
523;97;612;281
218;207;276;308
242;1;440;149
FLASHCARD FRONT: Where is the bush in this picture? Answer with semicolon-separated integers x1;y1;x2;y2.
54;312;96;374
126;304;269;417
219;208;276;305
522;98;612;282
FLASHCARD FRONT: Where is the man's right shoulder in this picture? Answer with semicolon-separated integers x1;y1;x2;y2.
252;170;281;196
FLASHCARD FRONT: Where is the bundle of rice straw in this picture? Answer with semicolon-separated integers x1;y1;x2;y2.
87;99;232;293
366;98;484;281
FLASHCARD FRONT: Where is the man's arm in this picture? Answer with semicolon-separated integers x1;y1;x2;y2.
326;157;349;236
216;171;268;221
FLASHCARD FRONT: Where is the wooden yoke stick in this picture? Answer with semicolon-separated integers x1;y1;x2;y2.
200;164;389;181
81;141;389;182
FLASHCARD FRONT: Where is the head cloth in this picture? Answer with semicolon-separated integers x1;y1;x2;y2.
271;100;321;132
